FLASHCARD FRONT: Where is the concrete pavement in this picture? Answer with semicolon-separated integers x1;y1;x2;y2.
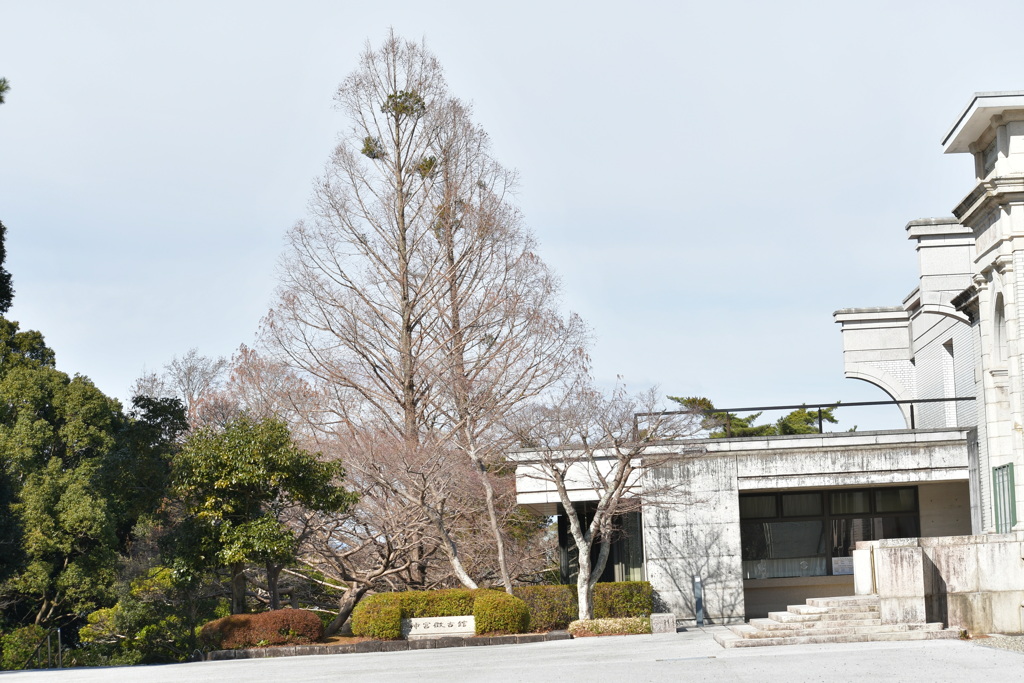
2;626;1022;682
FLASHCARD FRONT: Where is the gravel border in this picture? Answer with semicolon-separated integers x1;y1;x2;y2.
972;635;1024;655
207;631;572;661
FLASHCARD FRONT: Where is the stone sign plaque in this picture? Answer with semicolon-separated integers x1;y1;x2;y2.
831;556;853;575
402;616;475;640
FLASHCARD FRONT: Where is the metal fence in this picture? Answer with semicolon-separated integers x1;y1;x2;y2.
635;396;976;438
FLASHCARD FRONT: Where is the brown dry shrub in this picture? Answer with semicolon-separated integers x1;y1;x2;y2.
200;609;324;650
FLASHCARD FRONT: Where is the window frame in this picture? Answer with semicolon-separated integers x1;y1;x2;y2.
993;464;1017;534
739;486;920;580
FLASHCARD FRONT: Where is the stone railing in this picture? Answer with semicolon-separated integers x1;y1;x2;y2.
853;533;1024;634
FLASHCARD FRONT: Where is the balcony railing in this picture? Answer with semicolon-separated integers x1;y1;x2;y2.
635;396;976;438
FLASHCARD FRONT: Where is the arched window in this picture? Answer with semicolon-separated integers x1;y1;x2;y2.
994;294;1008;365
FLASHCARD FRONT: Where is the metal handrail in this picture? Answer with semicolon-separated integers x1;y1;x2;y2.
20;626;61;670
635;396;977;437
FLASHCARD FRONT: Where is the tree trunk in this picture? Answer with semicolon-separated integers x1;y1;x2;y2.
409;543;426;588
575;545;593;620
324;585;369;637
230;561;248;614
34;598;50;626
424;504;478;589
266;562;282;610
470;450;513;593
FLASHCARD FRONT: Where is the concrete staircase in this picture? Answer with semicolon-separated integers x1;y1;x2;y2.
714;595;960;648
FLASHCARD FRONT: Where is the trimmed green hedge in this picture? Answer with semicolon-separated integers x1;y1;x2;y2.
474;591;530;635
350;597;403;640
351;589;530;640
593;581;653;619
512;585;578;631
511;581;653;629
350;582;653;640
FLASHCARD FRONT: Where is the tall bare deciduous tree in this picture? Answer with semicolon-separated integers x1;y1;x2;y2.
266;32;586;592
422;97;587;591
511;381;704;619
132;348;229;429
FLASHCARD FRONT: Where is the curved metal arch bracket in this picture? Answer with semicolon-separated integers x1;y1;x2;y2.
843;370;914;428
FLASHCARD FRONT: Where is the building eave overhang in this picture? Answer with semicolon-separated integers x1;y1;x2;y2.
943;91;1024;153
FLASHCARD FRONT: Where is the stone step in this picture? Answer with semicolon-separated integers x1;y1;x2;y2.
747;617;882;631
806;595;879;609
787;604;829;615
768;610;879;623
788;603;878;615
730;622;946;640
715;626;959;649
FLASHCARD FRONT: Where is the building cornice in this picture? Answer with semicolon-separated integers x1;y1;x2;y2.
952;175;1024;224
952;284;980;323
943;91;1024;153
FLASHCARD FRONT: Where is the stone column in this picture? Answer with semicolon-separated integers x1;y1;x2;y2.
852;542;876;596
873;540;926;624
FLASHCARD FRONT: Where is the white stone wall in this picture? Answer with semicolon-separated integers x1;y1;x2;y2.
859;533;1024;634
918;480;972;537
643;455;744;625
912;320;975;429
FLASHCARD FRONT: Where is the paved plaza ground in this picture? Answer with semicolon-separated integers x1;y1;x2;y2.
3;627;1023;682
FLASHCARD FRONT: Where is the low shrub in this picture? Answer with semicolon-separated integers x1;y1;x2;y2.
350;595;403;641
567;617;651;637
512;585;578;631
351;589;530;639
425;589;476;617
593;581;654;618
473;591;530;635
200;609;323;650
1;625;48;670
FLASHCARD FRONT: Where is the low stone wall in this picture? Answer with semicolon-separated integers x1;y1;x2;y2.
207;631;572;661
858;532;1024;634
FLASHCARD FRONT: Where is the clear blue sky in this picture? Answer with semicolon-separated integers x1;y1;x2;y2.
2;1;1022;430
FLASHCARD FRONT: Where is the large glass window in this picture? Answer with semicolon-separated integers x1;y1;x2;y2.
558;503;645;584
742;520;825;579
740;487;919;580
994;464;1017;534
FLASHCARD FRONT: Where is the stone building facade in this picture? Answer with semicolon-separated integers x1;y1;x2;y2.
840;91;1024;536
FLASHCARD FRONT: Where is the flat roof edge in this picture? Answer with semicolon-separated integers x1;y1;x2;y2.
943;91;1024;152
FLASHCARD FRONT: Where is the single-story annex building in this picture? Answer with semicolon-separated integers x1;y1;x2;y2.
512;91;1024;630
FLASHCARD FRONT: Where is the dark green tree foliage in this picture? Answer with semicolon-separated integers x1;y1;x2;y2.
100;396;188;544
1;625;46;670
668;396;838;438
0;80;14;313
78;566;220;665
773;406;838;434
170;416;355;613
0;321;122;626
0;221;14;314
0;318;185;644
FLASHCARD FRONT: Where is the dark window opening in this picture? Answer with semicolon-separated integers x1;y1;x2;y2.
558;502;645;584
741;487;919;580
